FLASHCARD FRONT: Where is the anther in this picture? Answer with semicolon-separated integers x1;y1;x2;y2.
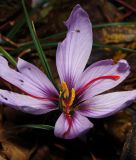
68;88;75;107
61;81;69;98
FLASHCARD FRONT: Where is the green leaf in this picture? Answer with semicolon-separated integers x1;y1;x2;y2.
22;0;55;86
11;42;58;55
93;42;136;53
13;39;136;55
0;47;17;66
93;22;136;29
12;42;58;55
19;124;54;130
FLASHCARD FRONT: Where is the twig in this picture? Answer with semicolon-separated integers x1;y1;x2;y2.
0;34;19;48
18;48;31;58
0;20;15;30
2;47;15;51
116;0;136;13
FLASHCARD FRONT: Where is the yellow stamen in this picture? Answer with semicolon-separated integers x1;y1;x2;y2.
59;91;62;97
68;88;75;107
61;81;69;98
62;99;66;107
59;81;76;110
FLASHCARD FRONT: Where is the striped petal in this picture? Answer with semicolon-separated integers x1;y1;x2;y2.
78;90;136;118
54;112;93;139
17;58;58;97
75;59;130;99
0;89;57;114
56;4;92;88
0;56;57;98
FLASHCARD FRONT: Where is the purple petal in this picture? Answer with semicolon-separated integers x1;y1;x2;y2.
0;56;57;98
75;59;130;99
17;58;58;97
56;4;92;88
78;90;136;118
0;89;57;114
54;112;93;139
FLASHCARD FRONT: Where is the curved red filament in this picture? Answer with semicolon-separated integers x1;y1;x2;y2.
26;92;59;101
63;112;72;137
0;78;59;101
76;75;120;95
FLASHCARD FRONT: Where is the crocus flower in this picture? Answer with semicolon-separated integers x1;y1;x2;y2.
0;5;136;139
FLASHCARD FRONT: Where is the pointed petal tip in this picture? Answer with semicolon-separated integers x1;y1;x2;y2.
56;4;92;87
118;59;130;72
65;4;91;29
17;57;22;62
17;57;24;68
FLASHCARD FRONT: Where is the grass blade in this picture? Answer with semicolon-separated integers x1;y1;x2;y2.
93;42;136;53
12;42;58;55
12;40;136;56
22;0;55;85
0;47;17;66
93;22;136;29
16;124;54;130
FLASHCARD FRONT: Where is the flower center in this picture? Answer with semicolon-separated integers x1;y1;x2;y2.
59;81;76;137
59;81;75;114
59;75;120;137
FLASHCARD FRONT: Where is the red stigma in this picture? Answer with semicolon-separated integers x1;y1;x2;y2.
26;93;59;101
112;75;120;80
76;75;120;95
63;112;72;137
0;78;59;101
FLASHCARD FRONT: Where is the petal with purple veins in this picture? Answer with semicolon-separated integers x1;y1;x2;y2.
0;89;57;114
17;58;58;97
56;4;92;88
75;59;130;99
0;56;57;98
54;112;93;139
78;90;136;118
